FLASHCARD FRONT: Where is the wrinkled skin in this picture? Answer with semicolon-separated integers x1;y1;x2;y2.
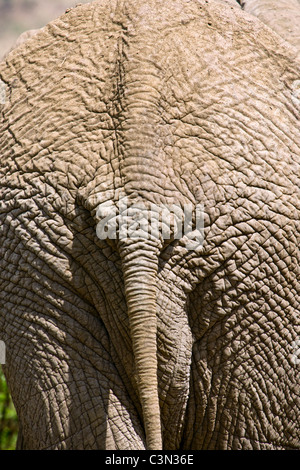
5;1;300;61
0;0;299;450
2;29;41;61
241;0;300;60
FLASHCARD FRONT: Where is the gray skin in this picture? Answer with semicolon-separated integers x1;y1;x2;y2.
5;1;300;62
0;0;299;450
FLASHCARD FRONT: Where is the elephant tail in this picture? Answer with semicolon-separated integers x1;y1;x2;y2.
119;238;162;450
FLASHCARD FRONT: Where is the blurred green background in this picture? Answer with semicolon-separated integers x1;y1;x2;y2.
0;0;91;60
0;367;18;450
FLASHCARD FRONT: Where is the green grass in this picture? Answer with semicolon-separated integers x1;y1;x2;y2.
0;367;18;450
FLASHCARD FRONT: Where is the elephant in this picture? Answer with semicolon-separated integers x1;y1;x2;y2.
241;0;300;60
0;0;299;450
4;1;300;63
4;1;300;62
2;29;42;62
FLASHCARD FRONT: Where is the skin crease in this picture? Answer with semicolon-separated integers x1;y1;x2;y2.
4;1;300;62
2;29;42;61
0;0;299;450
241;0;300;61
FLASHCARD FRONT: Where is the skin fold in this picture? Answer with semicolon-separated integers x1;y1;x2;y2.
241;0;300;60
4;1;300;62
2;29;42;61
0;0;299;450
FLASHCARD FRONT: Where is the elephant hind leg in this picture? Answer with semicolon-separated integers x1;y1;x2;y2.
16;422;24;450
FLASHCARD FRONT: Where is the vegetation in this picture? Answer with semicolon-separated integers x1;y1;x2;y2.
0;367;18;450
